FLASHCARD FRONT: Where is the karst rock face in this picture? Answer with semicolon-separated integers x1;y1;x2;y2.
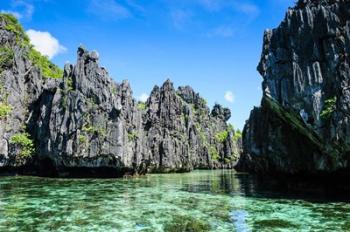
239;0;350;176
0;14;241;177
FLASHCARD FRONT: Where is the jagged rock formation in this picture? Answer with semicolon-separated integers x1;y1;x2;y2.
239;0;350;177
0;14;240;177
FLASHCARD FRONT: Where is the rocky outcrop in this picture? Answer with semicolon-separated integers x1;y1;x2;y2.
0;14;240;177
239;0;350;177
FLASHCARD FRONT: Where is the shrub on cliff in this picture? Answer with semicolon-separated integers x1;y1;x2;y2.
0;46;14;72
215;130;228;143
9;133;34;158
0;13;63;78
0;102;12;118
320;96;337;120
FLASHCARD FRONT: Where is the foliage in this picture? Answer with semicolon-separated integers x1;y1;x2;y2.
224;154;238;164
67;78;74;91
137;102;147;111
111;86;117;95
0;13;30;43
164;215;210;232
0;13;63;79
82;124;106;137
227;123;234;132
320;96;337;120
209;146;220;161
78;135;87;144
0;46;14;71
28;48;63;78
194;122;208;148
128;131;138;142
265;96;324;150
200;98;208;105
215;130;228;143
233;129;242;141
0;102;12;118
9;133;34;158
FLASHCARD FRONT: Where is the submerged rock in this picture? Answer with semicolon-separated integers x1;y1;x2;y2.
239;0;350;177
0;13;241;177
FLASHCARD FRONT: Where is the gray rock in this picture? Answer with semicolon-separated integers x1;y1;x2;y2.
239;0;350;176
0;15;241;177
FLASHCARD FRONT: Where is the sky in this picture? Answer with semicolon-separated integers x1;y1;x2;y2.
1;0;295;130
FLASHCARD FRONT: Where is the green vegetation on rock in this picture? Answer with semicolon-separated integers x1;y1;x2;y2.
209;146;220;161
215;130;228;143
233;129;242;141
28;48;63;78
0;14;30;43
0;102;12;118
0;13;63;79
78;135;87;144
265;97;322;146
137;102;147;110
128;131;138;142
0;46;14;72
320;96;337;120
9;133;34;158
67;78;74;91
83;124;106;137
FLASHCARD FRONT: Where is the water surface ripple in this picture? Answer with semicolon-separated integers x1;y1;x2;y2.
0;170;349;231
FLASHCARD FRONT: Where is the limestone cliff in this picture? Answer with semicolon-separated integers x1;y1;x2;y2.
0;14;240;177
239;0;350;177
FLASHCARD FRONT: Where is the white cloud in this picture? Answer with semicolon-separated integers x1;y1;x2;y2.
138;93;149;102
224;91;235;103
26;29;66;59
88;0;130;20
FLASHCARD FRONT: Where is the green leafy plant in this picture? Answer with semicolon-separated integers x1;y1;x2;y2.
128;131;138;142
209;146;220;161
0;13;30;43
78;135;87;144
215;130;228;143
67;78;74;91
9;133;34;158
28;48;63;78
137;102;147;110
82;124;106;137
111;86;117;95
0;102;12;118
233;129;242;141
227;123;234;132
0;13;63;79
320;96;337;120
0;46;14;71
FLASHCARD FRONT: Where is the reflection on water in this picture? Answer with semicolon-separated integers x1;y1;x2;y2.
0;170;349;231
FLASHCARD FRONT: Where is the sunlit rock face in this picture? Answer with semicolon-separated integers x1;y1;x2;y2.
239;0;350;176
0;15;241;177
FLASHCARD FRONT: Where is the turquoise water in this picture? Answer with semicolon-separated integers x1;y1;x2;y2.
0;170;349;231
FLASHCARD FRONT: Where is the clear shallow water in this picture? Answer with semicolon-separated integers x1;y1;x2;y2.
0;170;349;232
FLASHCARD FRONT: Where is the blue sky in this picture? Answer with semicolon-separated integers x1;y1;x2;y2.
1;0;294;129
